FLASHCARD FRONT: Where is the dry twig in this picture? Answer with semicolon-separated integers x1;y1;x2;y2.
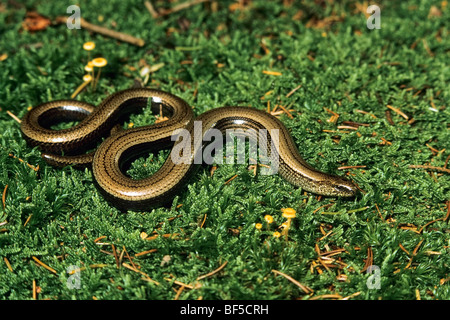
271;269;312;294
54;16;145;46
408;165;450;174
197;261;228;280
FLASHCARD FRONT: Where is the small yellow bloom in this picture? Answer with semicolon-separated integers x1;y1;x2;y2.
264;215;274;224
83;74;92;82
282;208;296;219
83;41;96;51
84;64;93;72
90;58;108;91
255;223;262;230
92;57;107;68
140;232;148;240
273;231;281;238
281;222;289;229
70;75;93;98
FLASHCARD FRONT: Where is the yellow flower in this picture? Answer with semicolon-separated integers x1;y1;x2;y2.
264;215;274;224
281;222;289;229
82;74;92;82
281;208;296;240
273;231;281;238
255;223;262;230
140;232;148;240
71;74;93;99
281;208;296;219
91;58;108;90
83;41;95;51
92;57;107;68
83;42;95;63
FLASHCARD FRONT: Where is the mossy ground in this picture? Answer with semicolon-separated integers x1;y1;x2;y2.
0;0;449;300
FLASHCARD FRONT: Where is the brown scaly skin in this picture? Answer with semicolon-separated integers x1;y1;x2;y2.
21;89;357;211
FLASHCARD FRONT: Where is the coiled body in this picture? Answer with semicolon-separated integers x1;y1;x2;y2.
21;88;357;211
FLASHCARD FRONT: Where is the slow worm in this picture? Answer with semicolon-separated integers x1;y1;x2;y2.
21;88;357;210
